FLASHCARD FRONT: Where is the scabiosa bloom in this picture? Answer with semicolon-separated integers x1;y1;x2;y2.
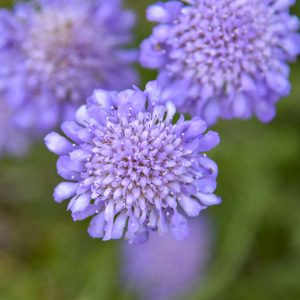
140;0;300;125
122;218;213;300
0;95;29;156
45;81;220;243
0;0;137;135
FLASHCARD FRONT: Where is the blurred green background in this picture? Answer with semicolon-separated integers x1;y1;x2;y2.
0;1;299;299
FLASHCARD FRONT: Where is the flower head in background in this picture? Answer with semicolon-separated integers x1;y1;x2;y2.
45;81;220;243
0;0;137;136
140;0;300;125
122;217;213;300
0;94;29;157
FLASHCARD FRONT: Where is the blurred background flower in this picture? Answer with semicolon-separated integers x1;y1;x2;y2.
0;0;137;143
121;217;213;300
140;0;300;125
0;1;299;300
0;93;29;156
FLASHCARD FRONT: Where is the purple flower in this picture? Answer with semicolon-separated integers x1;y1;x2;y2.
0;94;29;156
45;81;220;243
140;0;300;125
122;217;213;300
0;0;137;136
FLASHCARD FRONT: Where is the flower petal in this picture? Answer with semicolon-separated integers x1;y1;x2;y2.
88;212;106;238
197;131;220;152
170;213;189;240
53;182;78;203
179;195;203;217
44;132;73;155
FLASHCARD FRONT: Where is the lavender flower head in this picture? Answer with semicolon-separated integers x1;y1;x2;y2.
122;218;213;300
140;0;300;125
0;0;137;135
45;81;220;243
0;94;29;156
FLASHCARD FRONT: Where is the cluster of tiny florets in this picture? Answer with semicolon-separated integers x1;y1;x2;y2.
140;0;300;124
45;81;220;243
0;0;137;135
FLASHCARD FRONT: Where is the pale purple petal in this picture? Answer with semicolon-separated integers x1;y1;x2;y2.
44;132;73;155
54;182;78;203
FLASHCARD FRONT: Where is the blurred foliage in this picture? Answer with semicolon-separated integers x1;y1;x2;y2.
0;1;300;300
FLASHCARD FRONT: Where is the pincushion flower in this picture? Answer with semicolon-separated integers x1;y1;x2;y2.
45;81;220;243
0;0;137;135
122;218;213;300
140;0;300;125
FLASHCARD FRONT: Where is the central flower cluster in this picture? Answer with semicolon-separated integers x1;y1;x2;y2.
45;81;220;243
88;105;206;219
